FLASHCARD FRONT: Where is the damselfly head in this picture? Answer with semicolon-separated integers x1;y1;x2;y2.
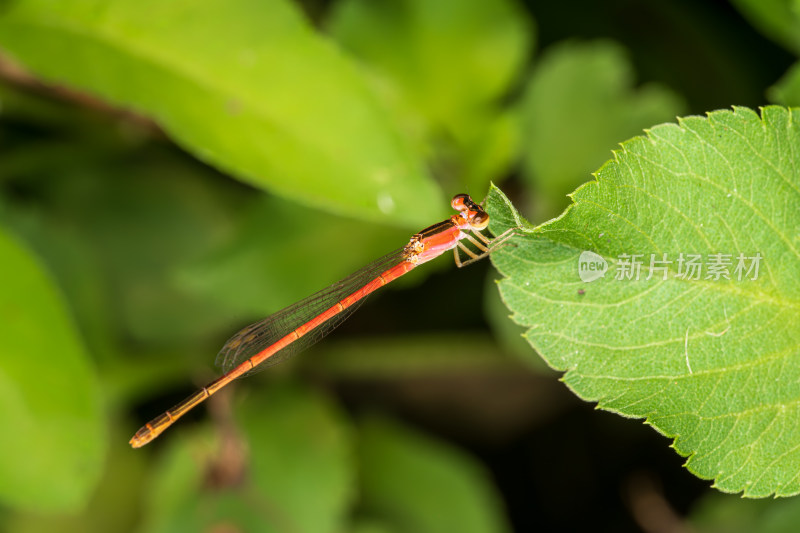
451;194;489;230
451;193;471;211
468;210;490;230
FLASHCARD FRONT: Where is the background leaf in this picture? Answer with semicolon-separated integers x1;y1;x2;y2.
733;0;800;109
690;490;800;533
488;106;800;497
518;40;685;219
1;0;798;530
178;193;410;322
358;416;509;533
0;230;104;511
769;61;800;105
0;0;440;224
729;0;800;54
240;384;354;533
328;0;532;191
139;383;353;533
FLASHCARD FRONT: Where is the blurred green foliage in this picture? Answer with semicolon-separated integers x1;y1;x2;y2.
518;39;685;219
0;0;442;224
0;0;799;531
328;0;532;193
0;231;103;512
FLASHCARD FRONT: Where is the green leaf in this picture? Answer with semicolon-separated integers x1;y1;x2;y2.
5;425;147;533
9;153;243;347
460;110;521;194
0;229;105;511
487;106;800;497
484;274;549;371
140;383;353;533
179;193;409;322
519;40;685;219
358;417;509;533
241;383;354;533
769;61;800;106
138;427;265;533
328;0;532;187
0;0;440;225
328;0;531;132
729;0;800;54
690;491;800;533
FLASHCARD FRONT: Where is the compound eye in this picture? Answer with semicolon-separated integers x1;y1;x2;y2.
451;193;470;211
470;211;489;230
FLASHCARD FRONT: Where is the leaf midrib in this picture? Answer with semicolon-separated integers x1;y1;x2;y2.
2;13;359;171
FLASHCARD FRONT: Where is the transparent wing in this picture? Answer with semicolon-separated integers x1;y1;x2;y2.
215;246;409;377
